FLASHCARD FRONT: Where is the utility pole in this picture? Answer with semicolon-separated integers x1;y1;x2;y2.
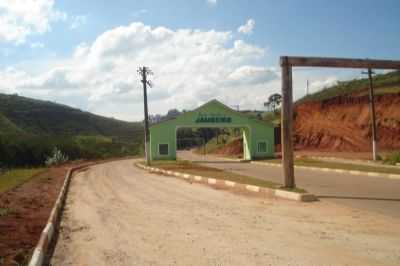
138;66;153;165
306;79;309;95
362;68;378;161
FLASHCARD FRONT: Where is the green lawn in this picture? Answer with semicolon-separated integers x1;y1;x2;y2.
262;158;400;175
147;160;306;193
0;168;45;193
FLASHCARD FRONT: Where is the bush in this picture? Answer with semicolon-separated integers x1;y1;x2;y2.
384;151;400;165
45;147;69;166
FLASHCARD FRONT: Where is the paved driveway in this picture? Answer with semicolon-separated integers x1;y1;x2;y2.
178;151;400;218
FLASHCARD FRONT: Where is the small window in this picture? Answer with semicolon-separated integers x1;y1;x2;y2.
258;141;267;153
159;144;169;155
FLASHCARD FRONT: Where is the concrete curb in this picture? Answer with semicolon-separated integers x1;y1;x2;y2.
28;163;97;266
250;161;400;180
136;163;316;202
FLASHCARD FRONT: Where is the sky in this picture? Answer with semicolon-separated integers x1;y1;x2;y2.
0;0;399;121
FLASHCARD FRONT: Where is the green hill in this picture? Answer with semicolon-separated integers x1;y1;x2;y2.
0;93;144;167
298;70;400;103
0;113;24;135
0;93;143;139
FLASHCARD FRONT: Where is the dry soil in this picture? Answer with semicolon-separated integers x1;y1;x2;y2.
51;159;400;266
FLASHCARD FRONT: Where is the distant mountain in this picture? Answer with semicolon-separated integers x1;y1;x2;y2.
0;93;143;141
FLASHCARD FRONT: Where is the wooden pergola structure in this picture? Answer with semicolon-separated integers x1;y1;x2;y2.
280;56;400;188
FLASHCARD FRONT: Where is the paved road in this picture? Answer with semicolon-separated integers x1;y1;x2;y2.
178;151;400;218
51;159;400;266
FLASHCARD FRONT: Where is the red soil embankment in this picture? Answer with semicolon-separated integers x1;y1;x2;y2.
0;167;68;266
215;138;243;157
294;94;400;152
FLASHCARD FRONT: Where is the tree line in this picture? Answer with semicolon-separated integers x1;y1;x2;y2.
0;134;143;168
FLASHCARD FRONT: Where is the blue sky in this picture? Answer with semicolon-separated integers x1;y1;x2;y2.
0;0;399;120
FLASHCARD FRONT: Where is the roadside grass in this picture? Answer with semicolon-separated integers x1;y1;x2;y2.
146;160;307;193
0;207;16;217
0;168;46;194
261;158;400;175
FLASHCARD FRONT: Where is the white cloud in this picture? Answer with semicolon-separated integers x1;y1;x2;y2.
0;22;276;121
238;19;255;34
309;76;338;92
0;0;67;44
227;66;277;85
69;15;87;30
30;42;45;49
207;0;217;6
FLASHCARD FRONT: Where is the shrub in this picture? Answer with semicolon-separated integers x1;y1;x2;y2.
45;147;69;166
384;151;400;165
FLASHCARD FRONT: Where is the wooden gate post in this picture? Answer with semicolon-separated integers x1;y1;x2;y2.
280;57;295;188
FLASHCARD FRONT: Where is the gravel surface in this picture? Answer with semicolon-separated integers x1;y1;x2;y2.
51;159;400;266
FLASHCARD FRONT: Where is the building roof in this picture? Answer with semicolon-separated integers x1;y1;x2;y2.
150;99;274;128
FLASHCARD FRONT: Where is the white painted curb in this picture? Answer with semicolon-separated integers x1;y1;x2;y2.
207;178;217;184
225;180;236;187
246;185;260;193
28;158;128;266
275;189;301;201
136;163;316;202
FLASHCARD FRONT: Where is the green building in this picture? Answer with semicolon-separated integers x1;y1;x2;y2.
149;99;275;161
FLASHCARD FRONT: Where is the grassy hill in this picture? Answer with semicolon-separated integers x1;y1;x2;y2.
0;93;143;139
298;70;400;103
0;113;24;135
0;93;144;167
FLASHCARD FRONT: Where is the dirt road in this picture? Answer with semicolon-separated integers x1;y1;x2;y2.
51;159;400;266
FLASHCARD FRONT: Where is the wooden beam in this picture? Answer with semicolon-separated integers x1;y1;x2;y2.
281;57;295;188
281;56;400;69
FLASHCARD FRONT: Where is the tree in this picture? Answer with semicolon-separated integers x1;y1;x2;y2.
264;93;282;113
166;109;181;119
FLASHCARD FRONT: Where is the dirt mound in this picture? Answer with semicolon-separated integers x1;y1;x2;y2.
215;138;243;156
294;93;400;152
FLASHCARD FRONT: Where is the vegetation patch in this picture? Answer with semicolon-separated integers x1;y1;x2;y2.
0;134;142;168
0;93;144;169
0;207;16;217
384;151;400;165
298;70;400;103
0;168;45;193
148;160;307;193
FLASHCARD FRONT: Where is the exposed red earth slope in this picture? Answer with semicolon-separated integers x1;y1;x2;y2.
214;138;243;157
294;93;400;152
